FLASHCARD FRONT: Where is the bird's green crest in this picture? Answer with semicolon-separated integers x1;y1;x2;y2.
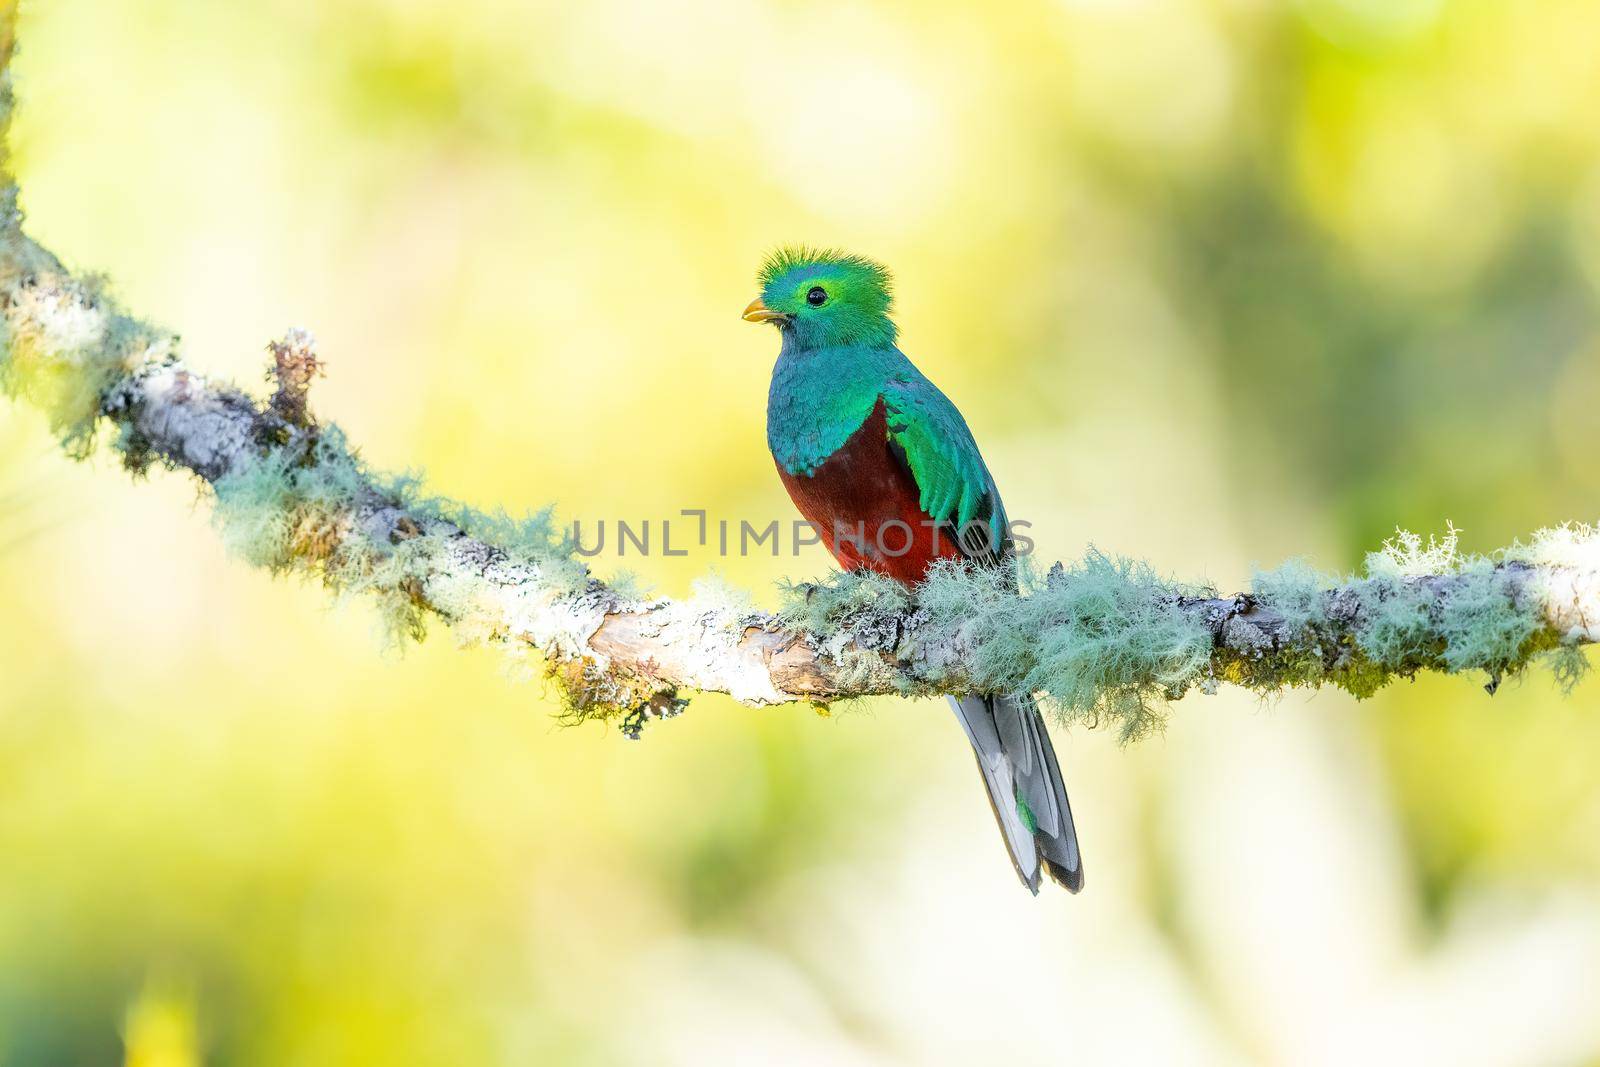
756;246;894;295
756;246;897;347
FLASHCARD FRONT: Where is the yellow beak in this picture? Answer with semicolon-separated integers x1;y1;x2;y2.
742;297;790;323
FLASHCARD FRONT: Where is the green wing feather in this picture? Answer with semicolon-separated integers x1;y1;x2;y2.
881;377;1009;560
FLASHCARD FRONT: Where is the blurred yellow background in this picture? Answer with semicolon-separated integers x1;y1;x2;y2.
3;0;1600;1063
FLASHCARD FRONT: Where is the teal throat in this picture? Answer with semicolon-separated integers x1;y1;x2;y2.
767;342;907;475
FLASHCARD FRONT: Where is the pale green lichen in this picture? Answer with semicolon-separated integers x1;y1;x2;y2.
684;571;758;619
1246;557;1340;689
1002;554;1212;742
1546;643;1591;694
777;570;905;689
211;427;364;571
426;499;588;595
1251;558;1330;636
1350;575;1437;672
778;569;914;694
1347;527;1546;686
777;526;1594;741
1436;559;1537;677
210;424;588;650
1254;525;1593;697
777;568;910;635
781;552;1215;743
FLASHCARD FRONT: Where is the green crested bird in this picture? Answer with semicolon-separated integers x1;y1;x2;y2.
746;247;1082;894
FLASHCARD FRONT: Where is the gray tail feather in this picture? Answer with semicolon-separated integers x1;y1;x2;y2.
948;693;1083;895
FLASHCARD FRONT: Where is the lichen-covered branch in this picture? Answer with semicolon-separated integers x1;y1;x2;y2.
0;2;1593;740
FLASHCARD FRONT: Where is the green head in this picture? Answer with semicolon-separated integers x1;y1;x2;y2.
743;247;897;349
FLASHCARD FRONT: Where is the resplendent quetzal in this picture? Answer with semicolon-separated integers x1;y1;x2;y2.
745;247;1083;894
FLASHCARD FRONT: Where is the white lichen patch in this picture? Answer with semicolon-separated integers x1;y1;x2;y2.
651;593;792;706
1366;524;1465;579
10;282;109;358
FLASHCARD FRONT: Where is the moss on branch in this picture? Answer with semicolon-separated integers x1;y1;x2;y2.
778;531;1594;742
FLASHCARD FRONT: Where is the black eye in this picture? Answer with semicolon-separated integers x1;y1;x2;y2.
806;286;827;307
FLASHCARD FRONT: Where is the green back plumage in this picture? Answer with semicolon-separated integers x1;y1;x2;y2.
758;248;1004;537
